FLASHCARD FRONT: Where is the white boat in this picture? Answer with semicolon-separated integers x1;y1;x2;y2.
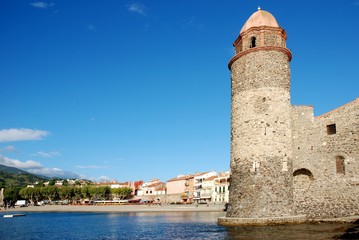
3;214;26;218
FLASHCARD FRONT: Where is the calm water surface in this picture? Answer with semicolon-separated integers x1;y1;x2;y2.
0;211;357;239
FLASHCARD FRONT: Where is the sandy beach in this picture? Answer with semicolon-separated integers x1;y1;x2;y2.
2;204;226;213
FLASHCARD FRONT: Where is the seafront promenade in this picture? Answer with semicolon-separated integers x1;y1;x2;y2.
2;203;226;213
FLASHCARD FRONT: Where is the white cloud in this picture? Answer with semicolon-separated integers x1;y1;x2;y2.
98;176;110;182
0;128;49;142
75;165;107;169
0;145;17;153
0;155;82;179
30;2;54;9
31;151;59;158
127;3;147;16
27;168;82;179
0;155;42;169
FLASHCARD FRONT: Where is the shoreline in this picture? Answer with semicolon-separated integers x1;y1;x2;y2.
1;204;227;213
2;205;357;224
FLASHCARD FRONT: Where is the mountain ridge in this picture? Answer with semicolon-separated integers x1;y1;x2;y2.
0;164;47;188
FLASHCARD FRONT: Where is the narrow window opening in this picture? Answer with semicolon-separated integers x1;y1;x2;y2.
327;124;336;135
250;37;256;48
336;156;345;174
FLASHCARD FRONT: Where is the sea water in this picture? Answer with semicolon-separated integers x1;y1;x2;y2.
0;211;357;239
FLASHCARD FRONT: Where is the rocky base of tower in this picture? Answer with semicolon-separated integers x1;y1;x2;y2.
217;215;307;226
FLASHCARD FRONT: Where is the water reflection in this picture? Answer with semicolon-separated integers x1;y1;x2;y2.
0;212;357;239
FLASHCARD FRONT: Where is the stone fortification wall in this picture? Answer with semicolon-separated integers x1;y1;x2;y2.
140;194;183;204
291;99;359;219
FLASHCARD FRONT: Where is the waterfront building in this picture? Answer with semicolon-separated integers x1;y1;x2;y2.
200;175;217;203
166;174;194;203
182;175;194;203
213;171;230;204
96;180;131;189
137;178;166;202
166;175;188;195
193;171;217;203
132;180;143;196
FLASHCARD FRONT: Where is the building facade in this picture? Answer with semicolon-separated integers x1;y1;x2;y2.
213;171;230;204
166;175;194;203
193;171;217;203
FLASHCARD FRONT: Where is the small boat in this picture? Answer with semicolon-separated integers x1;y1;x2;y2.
3;214;26;218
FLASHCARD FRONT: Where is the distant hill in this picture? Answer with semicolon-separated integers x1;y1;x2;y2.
0;164;31;174
0;164;47;188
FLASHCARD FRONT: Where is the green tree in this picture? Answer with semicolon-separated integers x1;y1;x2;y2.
41;186;59;202
73;187;82;202
81;185;92;200
3;187;21;207
62;179;68;186
59;186;74;202
32;187;43;204
48;179;56;186
92;186;110;200
19;187;35;204
111;187;133;200
35;181;45;187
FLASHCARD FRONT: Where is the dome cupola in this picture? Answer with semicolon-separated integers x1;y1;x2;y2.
240;8;279;34
229;7;291;68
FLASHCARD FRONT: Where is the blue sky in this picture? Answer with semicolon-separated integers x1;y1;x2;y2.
0;1;358;182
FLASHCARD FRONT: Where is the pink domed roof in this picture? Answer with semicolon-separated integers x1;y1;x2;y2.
240;9;279;33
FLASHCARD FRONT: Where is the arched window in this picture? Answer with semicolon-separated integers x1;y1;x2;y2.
250;37;256;48
293;168;314;180
293;168;314;192
335;156;345;174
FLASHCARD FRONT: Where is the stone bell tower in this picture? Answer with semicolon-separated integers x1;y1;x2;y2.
218;8;306;226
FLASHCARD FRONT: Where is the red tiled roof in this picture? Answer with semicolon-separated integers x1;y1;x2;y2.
205;176;218;181
167;175;190;182
194;172;208;177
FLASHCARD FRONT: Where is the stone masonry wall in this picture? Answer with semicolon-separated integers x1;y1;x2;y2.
291;99;359;219
231;51;290;93
228;49;295;218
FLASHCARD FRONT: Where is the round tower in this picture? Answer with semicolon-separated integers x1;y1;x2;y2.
219;8;306;226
